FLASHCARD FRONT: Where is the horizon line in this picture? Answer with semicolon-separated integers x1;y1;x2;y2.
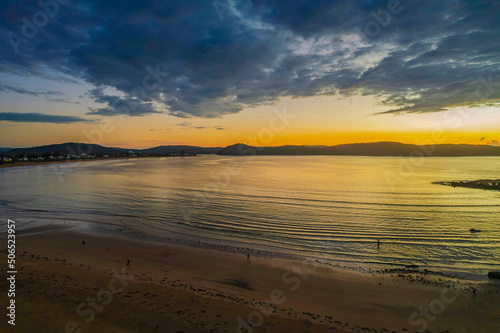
3;140;500;150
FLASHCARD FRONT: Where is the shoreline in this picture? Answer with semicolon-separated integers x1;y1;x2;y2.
8;217;494;281
3;222;499;332
3;154;500;170
434;179;500;192
5;216;495;281
0;154;199;169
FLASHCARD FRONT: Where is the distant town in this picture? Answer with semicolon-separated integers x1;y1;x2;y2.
0;150;186;164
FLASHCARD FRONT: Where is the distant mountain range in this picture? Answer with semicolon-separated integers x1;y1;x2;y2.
3;143;222;156
6;143;126;156
217;142;500;156
0;147;11;153
141;145;221;155
3;141;500;157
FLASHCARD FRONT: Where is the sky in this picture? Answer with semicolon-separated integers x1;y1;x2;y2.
0;0;499;148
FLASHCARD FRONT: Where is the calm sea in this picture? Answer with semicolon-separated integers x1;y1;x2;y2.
1;155;499;276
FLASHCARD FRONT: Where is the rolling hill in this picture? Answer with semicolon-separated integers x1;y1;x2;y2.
6;142;500;157
6;143;125;156
217;142;500;156
140;145;221;155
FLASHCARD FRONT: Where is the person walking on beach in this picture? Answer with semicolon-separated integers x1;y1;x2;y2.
247;252;250;261
82;240;85;246
127;259;130;266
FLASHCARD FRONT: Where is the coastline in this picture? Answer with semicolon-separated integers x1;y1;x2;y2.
8;216;495;280
3;153;500;170
0;155;198;170
0;156;156;170
2;221;499;332
0;154;205;169
434;179;500;192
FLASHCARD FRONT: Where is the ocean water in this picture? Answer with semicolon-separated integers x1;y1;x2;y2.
1;155;499;276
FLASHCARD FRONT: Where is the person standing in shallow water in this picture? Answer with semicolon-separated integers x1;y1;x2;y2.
127;259;130;266
82;240;85;246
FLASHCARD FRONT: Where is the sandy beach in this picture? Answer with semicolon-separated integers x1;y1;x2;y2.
1;224;499;333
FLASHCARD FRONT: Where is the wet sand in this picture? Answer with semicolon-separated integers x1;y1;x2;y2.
1;225;499;333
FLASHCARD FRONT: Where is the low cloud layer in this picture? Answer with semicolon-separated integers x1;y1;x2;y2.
0;83;63;97
0;112;91;123
0;0;499;118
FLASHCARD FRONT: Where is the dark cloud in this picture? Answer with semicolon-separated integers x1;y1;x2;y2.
86;87;161;116
0;0;499;118
0;112;92;123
